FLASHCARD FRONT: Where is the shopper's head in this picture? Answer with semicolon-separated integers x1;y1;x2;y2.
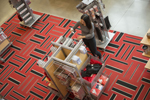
80;14;92;29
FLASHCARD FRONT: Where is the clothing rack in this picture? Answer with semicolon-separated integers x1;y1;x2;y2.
38;36;110;100
76;0;114;50
9;0;41;28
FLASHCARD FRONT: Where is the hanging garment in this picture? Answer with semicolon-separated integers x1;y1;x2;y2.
104;16;111;30
95;27;103;41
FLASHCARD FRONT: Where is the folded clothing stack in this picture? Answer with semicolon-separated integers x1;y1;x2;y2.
81;59;102;83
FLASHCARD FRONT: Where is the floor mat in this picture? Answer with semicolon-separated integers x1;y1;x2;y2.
0;11;150;100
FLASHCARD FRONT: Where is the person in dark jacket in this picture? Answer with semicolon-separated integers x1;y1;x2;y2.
70;14;101;59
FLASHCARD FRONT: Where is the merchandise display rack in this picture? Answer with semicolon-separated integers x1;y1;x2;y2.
9;0;41;28
76;0;114;50
38;36;109;100
140;28;150;69
0;28;12;62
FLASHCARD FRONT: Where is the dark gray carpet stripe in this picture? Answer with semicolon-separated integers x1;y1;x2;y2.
136;50;143;53
45;25;54;35
112;87;132;98
53;95;59;100
25;60;36;73
134;84;144;100
102;92;108;96
3;68;15;81
147;70;150;73
115;32;124;42
30;91;43;99
3;23;12;31
11;45;21;51
37;82;47;89
30;39;41;44
38;13;45;20
14;71;26;77
32;27;39;31
37;21;45;25
0;65;9;75
1;49;11;58
40;23;49;33
47;38;56;49
4;23;8;25
19;58;31;70
123;40;140;46
9;61;19;67
0;82;3;85
113;31;116;33
26;95;31;100
105;49;115;54
10;94;19;100
4;86;14;97
40;36;50;47
43;15;50;22
110;94;116;100
11;32;21;37
8;77;20;85
16;40;26;45
123;62;133;77
123;98;126;100
43;51;51;60
45;92;52;100
13;91;25;98
125;46;135;60
30;54;41;59
7;14;16;22
58;19;66;26
0;83;8;92
121;45;130;59
5;51;15;62
0;64;4;69
34;34;45;40
42;76;46;81
34;86;47;94
111;58;128;65
132;56;147;63
34;48;46;55
108;43;119;49
17;27;26;31
30;69;43;77
126;36;141;41
116;80;137;91
63;20;71;27
143;88;150;100
106;65;123;73
68;32;74;38
63;29;70;37
13;58;23;63
34;24;42;27
115;44;125;57
44;37;53;48
15;55;26;60
141;77;150;84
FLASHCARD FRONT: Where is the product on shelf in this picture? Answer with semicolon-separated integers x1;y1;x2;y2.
90;83;103;97
89;8;96;19
71;55;82;65
79;45;87;54
97;75;108;85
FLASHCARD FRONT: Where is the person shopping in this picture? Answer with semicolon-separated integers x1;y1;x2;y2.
70;14;102;59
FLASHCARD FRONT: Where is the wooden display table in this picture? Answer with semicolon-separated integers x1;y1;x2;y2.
145;59;150;70
140;28;150;57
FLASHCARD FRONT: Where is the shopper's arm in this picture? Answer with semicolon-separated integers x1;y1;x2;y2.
73;21;80;31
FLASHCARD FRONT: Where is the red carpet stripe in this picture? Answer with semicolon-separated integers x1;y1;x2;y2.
30;69;43;77
121;45;130;59
123;40;140;46
110;93;117;100
110;58;128;65
115;32;124;42
43;15;50;22
4;51;15;62
1;67;12;79
30;91;43;99
15;54;26;60
3;68;15;81
17;27;26;31
0;65;9;75
3;86;13;97
3;23;12;32
106;65;123;73
1;49;11;58
40;23;49;33
40;36;50;47
33;34;45;40
14;71;26;77
125;46;135;60
8;77;20;85
9;61;19;67
19;58;31;70
131;56;147;63
126;36;141;41
12;58;23;63
108;43;119;49
16;40;26;45
115;44;125;57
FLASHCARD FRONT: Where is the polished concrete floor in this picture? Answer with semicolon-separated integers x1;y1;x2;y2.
0;0;150;37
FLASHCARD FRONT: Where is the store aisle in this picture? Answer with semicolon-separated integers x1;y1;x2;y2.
0;0;150;37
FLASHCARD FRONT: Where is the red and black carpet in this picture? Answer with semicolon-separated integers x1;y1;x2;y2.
0;11;150;100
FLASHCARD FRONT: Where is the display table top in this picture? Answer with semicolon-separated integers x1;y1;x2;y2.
145;59;150;69
140;28;150;46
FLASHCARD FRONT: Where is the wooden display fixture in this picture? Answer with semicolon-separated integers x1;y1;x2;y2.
140;28;150;57
145;59;150;70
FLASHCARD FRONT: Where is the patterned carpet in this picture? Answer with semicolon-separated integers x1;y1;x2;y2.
0;11;150;100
